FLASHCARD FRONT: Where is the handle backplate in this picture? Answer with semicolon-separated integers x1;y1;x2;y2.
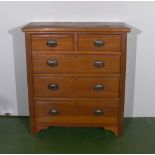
94;61;104;68
93;40;105;47
48;83;59;91
47;40;57;47
47;59;58;67
93;84;104;91
49;109;60;116
93;109;104;116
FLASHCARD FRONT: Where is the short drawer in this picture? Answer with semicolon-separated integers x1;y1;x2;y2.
35;100;118;126
32;34;74;51
33;76;119;98
32;54;120;74
78;34;121;51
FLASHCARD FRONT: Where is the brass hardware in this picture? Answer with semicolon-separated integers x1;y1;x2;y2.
93;84;104;91
47;59;58;67
93;109;104;116
93;40;105;47
94;61;104;68
48;83;59;90
49;109;59;116
47;40;57;47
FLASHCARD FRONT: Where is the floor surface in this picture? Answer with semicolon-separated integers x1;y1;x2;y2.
0;117;155;153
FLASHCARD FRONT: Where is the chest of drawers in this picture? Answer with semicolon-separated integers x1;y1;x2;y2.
22;22;130;136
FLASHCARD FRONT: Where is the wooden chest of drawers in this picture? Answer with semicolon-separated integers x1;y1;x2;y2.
22;22;130;136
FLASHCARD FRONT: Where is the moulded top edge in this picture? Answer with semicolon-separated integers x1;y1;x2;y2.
22;22;131;33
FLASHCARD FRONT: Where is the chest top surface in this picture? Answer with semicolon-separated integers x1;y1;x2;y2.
22;22;131;33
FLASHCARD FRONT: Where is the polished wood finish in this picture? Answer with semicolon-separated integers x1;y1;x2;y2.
32;54;75;74
35;100;118;117
32;34;74;51
33;76;119;98
22;22;130;33
118;34;128;135
35;100;118;126
78;34;121;51
25;33;36;133
77;55;120;74
32;54;120;74
35;100;118;128
22;22;130;136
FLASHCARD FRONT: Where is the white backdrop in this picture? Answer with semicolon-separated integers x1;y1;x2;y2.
0;1;155;117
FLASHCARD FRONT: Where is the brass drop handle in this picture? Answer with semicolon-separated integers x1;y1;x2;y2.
49;109;60;116
93;40;105;47
48;83;59;91
94;61;104;68
47;59;58;67
93;84;104;91
47;40;57;47
93;109;104;116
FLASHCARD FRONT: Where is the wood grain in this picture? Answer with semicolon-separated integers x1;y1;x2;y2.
78;34;121;51
32;54;120;74
33;76;120;98
22;22;131;33
22;22;130;135
118;34;128;136
32;34;74;51
35;100;118;126
25;33;36;134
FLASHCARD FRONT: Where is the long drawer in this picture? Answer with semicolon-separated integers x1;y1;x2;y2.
32;54;120;74
33;76;120;98
35;100;118;126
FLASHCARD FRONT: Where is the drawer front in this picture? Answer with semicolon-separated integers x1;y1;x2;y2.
32;34;74;51
32;54;120;74
32;54;76;74
33;77;119;98
35;100;118;126
78;34;121;51
76;55;120;74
